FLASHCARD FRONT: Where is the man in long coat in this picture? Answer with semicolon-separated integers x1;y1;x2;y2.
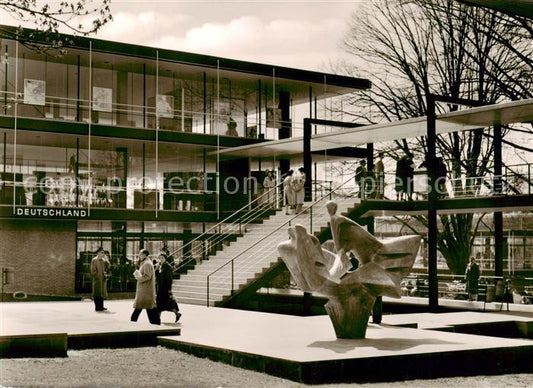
465;257;481;301
91;247;110;311
131;249;160;324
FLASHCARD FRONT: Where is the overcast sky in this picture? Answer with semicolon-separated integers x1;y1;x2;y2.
2;0;363;72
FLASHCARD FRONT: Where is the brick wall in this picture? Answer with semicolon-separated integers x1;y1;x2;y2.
0;219;77;296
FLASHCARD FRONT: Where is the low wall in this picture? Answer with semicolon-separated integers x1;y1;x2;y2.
0;219;77;296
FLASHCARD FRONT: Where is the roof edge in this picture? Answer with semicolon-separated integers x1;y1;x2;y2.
0;24;371;91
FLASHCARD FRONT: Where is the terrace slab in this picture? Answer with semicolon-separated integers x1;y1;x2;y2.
158;304;533;384
0;300;180;357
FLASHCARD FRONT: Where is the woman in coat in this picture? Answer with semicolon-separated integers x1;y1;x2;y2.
283;169;295;215
131;249;160;324
465;256;480;301
291;167;306;213
156;252;181;322
90;247;110;311
262;170;276;208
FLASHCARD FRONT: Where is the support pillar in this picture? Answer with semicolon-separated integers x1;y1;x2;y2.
367;143;374;200
426;94;439;312
279;91;291;176
303;119;312;202
366;143;382;321
494;123;504;278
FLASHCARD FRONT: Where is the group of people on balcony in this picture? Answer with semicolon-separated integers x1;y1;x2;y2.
354;152;450;201
354;152;386;200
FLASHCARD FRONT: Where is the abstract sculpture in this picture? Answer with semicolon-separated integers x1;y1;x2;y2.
277;201;421;339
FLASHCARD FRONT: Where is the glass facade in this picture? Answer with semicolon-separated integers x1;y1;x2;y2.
0;39;291;137
0;36;284;293
1;32;356;294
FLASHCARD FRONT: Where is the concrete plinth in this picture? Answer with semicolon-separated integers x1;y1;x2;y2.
325;294;376;339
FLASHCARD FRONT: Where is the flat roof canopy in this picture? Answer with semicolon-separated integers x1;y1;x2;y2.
217;98;533;159
454;0;533;19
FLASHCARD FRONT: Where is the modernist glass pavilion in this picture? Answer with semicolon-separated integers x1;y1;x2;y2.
0;25;370;296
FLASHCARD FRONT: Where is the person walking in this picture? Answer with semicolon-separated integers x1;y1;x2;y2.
90;247;110;312
465;256;480;301
156;252;181;322
283;169;295;215
375;152;385;199
131;249;160;325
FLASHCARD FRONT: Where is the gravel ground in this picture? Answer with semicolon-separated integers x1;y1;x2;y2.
1;347;531;388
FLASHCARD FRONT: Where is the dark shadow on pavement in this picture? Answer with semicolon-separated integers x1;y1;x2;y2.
308;337;461;354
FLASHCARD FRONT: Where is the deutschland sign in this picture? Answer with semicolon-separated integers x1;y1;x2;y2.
13;207;88;218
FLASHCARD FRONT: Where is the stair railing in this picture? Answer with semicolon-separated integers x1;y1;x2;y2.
169;181;284;273
446;162;533;198
503;163;532;196
206;177;354;306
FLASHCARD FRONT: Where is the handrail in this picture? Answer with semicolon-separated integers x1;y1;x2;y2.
169;181;284;270
400;273;533;302
503;163;532;196
206;177;353;306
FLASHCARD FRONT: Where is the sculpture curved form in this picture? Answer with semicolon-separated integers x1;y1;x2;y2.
277;200;421;339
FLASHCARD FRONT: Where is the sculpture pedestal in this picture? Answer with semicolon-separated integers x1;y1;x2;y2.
325;292;376;339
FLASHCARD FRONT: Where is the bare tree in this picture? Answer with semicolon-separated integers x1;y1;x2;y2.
1;0;112;53
339;0;532;274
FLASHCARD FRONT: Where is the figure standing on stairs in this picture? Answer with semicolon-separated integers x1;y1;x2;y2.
355;159;367;199
292;167;306;213
156;252;181;322
262;170;276;208
283;169;295;215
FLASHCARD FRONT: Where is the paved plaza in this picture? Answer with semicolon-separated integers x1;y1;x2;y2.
1;300;532;383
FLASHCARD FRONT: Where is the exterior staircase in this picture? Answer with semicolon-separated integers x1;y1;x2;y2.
172;197;357;306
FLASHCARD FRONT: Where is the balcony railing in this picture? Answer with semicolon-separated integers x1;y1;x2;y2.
1;90;279;139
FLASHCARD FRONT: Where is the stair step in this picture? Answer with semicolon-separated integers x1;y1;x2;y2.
174;291;226;301
172;198;357;305
174;296;216;306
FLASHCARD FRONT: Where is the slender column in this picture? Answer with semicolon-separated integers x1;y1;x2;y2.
142;64;146;128
426;94;439;312
257;80;262;138
142;143;146;209
303;119;312;202
367;143;381;322
2;45;7;115
367;143;374;201
314;96;317;199
75;138;80;206
493;123;503;278
278;90;291;176
203;72;207;134
76;55;81;121
2;133;6;197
